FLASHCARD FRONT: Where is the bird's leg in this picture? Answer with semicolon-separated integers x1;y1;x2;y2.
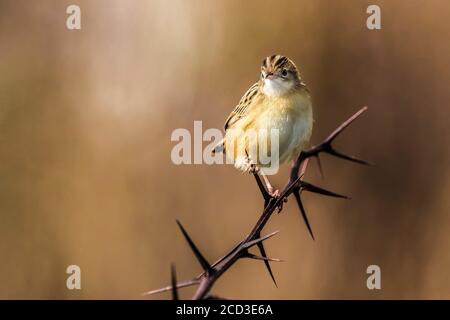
244;155;284;209
261;173;286;213
262;174;279;198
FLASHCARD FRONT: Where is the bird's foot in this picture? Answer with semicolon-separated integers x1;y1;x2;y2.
268;188;280;198
267;188;287;213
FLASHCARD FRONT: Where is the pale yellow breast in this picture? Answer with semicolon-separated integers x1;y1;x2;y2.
253;90;312;162
225;89;313;170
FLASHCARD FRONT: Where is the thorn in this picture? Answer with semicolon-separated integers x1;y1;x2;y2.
300;158;310;178
315;155;324;179
293;188;315;240
325;106;368;144
176;220;212;274
244;230;280;249
326;148;374;166
171;264;179;300
245;252;284;262
301;181;349;199
256;242;278;287
142;279;200;296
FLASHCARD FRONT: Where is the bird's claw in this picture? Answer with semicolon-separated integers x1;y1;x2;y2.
267;189;286;213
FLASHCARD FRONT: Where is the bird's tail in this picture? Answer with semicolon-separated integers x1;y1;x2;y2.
212;139;225;154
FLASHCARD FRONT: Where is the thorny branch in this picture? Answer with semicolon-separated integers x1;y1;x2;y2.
144;106;371;300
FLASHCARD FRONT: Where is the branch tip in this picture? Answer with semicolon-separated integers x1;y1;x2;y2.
325;106;368;144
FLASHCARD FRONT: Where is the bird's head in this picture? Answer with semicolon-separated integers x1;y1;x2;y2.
260;55;301;97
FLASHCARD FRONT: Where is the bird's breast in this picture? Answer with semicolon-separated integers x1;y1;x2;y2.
253;92;313;163
224;90;313;170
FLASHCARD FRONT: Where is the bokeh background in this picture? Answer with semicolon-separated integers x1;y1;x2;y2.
0;0;449;299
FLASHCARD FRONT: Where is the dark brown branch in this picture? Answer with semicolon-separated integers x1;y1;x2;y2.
145;106;370;299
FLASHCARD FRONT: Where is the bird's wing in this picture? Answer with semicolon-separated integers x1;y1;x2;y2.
224;82;260;130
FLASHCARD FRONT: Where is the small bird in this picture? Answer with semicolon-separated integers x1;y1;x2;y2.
214;55;313;196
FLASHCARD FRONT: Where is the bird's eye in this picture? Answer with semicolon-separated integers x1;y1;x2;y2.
281;69;288;77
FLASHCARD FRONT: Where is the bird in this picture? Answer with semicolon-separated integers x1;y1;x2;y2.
213;54;313;197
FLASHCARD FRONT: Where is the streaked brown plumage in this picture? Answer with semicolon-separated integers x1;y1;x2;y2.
215;55;313;195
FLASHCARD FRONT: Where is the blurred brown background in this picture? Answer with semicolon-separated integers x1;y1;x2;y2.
0;0;449;299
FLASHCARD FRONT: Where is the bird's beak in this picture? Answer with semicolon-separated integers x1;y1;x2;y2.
265;72;277;80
